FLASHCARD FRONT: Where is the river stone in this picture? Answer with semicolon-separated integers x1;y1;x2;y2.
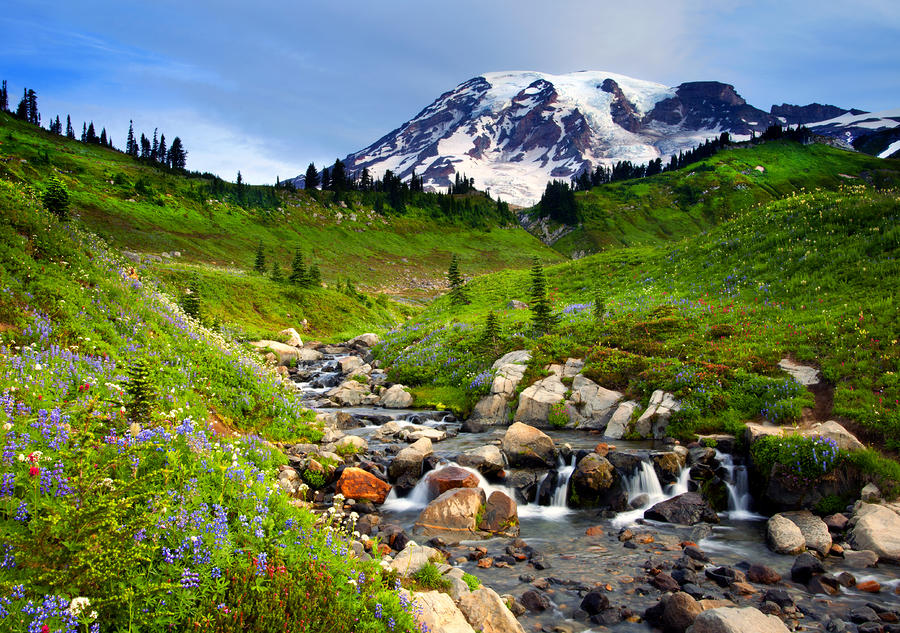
427;466;480;497
457;445;505;477
334;434;368;454
479;490;519;537
328;380;369;406
663;592;703;632
514;375;567;426
414;487;486;538
338;355;364;374
850;503;900;563
412;590;476;633
470;395;509;425
501;422;558;468
747;564;782;585
569;453;624;509
335;467;391;504
390;544;443;576
799;420;864;452
790;552;825;584
652;451;686;485
689;606;790;633
382;384;414;409
767;514;806;555
581;589;610;615
843;549;879;568
645;493;719;525
389;446;425;487
458;586;527;633
605;400;639;439
249;339;304;365
781;510;832;556
408;437;433;455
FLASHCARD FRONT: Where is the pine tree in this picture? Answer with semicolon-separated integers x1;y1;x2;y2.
66;115;75;139
592;290;605;323
0;80;7;112
304;163;319;189
15;89;27;120
157;134;166;164
306;262;321;288
99;127;108;146
81;122;87;143
181;273;201;319
529;257;555;334
270;260;283;282
253;241;266;274
125;358;155;424
447;254;468;305
25;89;39;125
140;133;150;158
126;120;137;156
330;158;347;191
320;167;330;191
167;137;186;169
289;250;307;285
43;176;70;220
86;122;98;144
151;128;159;161
480;310;501;356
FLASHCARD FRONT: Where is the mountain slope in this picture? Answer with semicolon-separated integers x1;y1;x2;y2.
338;70;874;206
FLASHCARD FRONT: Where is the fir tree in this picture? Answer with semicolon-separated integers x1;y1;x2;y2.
270;260;283;282
126;120;137;156
0;80;7;112
140;134;151;158
480;310;501;357
81;122;87;143
181;273;201;319
592;291;605;323
125;358;155;424
304;163;319;189
306;262;321;288
66;115;75;139
167;137;186;169
529;257;555;334
157;134;166;164
151;128;159;161
253;241;266;274
320;167;330;191
330;158;347;191
99;127;108;146
42;176;69;220
15;89;27;120
289;250;307;285
447;254;468;305
86;122;98;144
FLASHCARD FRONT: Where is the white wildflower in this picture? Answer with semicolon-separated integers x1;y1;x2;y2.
68;596;91;617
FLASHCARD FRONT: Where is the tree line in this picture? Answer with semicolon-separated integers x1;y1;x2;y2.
1;80;187;171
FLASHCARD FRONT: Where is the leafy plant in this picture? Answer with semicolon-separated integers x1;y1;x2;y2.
462;573;481;591
126;357;155;424
412;563;451;592
548;401;569;428
42;175;69;220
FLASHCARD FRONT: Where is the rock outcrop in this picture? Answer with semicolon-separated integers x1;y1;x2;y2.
514;375;566;426
470;350;530;425
635;390;680;439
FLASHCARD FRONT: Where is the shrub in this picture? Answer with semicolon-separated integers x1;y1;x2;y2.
548;401;569;428
42;175;69;219
412;563;451;592
750;434;842;480
302;468;327;489
462;573;481;591
126;357;155;424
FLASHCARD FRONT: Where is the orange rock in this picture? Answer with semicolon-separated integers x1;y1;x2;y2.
476;557;494;568
831;543;844;555
378;543;392;556
636;533;654;544
335;467;392;504
594;443;611;457
586;526;604;536
426;466;480;497
857;580;881;593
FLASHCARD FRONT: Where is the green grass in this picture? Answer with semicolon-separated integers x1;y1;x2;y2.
539;140;900;257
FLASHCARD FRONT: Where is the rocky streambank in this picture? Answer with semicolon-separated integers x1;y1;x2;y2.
253;334;900;632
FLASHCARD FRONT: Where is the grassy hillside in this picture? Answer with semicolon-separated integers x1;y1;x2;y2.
376;185;900;452
541;140;900;257
0;112;563;339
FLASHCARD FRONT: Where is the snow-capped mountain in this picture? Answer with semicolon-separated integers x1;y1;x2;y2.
306;71;890;206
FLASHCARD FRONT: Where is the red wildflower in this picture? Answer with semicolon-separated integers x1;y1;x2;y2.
29;466;40;477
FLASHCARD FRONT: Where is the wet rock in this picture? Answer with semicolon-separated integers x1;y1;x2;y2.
644;492;719;525
825;513;850;532
857;580;882;593
412;590;476;633
790;552;825;584
762;588;794;609
607;450;642;475
335;467;391;504
781;510;832;556
457;586;527;633
767;514;806;554
478;491;519;537
505;471;538;504
850;503;900;563
683;544;710;562
704;567;746;588
689;606;790;633
662;592;702;632
520;589;550;612
427;466;480;497
457;445;505;477
652;451;686;485
327;380;369;406
835;571;857;587
652;572;681;592
388;446;426;489
605;400;640;439
415;488;486;539
382;384;414;408
808;574;841;595
580;589;610;615
501;422;558;468
850;606;881;624
569;453;625;509
843;549;879;568
747;564;782;585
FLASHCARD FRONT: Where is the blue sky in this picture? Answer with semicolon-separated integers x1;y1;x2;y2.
2;0;898;183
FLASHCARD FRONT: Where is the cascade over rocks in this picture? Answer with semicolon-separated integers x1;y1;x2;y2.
569;453;625;509
644;493;719;525
500;422;558;468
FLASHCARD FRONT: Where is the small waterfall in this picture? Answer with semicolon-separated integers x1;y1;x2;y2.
517;455;575;520
551;456;577;507
612;459;691;528
381;460;518;514
715;450;759;520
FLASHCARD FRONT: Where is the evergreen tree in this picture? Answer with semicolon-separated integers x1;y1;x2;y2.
592;291;605;323
306;262;321;288
480;310;501;356
126;120;137;156
320;167;330;191
330;158;347;192
447;254;467;305
167;137;186;169
125;358;155;424
151;128;159;161
99;127;108;146
270;260;283;282
140;133;151;158
0;80;7;112
42;175;70;220
26;89;39;125
253;241;266;274
66;115;75;139
304;163;319;189
289;250;307;285
157;134;166;164
181;273;201;319
15;89;27;120
81;122;87;143
86;122;98;144
529;257;555;334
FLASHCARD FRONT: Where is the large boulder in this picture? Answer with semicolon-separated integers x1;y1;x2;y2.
780;510;832;556
644;493;719;525
427;466;480;497
327;380;369;406
412;591;476;633
605;401;639;439
652;451;686;485
662;592;703;633
458;586;526;633
500;422;558;468
766;514;806;555
569;453;625;509
335;467;391;504
635;390;680;439
414;488;486;539
382;384;414;409
743;423;784;445
478;491;519;537
338;355;365;374
390;544;443;576
798;420;864;452
470;395;508;425
249;340;304;365
278;328;304;347
389;446;426;488
570;374;623;430
469;351;531;425
688;607;790;633
457;445;505;477
349;333;380;348
514;375;567;426
850;503;900;563
777;358;819;385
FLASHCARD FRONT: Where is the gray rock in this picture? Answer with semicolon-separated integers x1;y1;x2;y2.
860;483;881;503
457;445;505;476
605;400;639;439
382;384;414;409
781;510;832;556
767;514;806;555
798;420;864;452
688;606;790;633
777;358;819;386
842;549;878;568
514;375;567;426
389;544;443;576
411;590;476;633
850;503;900;563
501;422;558;468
